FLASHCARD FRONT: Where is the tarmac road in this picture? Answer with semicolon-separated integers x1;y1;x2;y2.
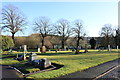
96;65;120;80
1;65;24;80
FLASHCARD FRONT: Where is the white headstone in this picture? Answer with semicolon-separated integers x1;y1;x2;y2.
78;46;81;49
38;48;40;52
117;45;119;49
38;46;40;52
20;46;21;49
54;45;58;49
24;45;27;52
108;45;110;51
64;46;67;51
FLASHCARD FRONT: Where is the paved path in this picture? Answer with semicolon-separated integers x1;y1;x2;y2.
51;58;120;80
97;66;120;79
1;65;24;80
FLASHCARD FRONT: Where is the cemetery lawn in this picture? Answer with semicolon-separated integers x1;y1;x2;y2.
26;50;119;79
0;50;119;79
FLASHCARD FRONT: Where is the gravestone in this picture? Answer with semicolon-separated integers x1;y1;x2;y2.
54;45;58;49
64;46;67;51
8;49;12;54
42;46;46;53
117;45;119;49
78;46;81;49
55;49;58;53
33;58;51;69
72;49;75;52
24;45;27;52
23;53;26;60
41;58;51;68
38;46;40;52
20;46;22;49
17;53;26;61
33;60;41;67
33;60;43;68
28;52;38;63
108;45;110;51
16;54;18;59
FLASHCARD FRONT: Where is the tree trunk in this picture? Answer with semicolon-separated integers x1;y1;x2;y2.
75;37;80;54
62;39;64;49
106;35;110;46
12;33;15;45
42;37;45;46
76;38;80;50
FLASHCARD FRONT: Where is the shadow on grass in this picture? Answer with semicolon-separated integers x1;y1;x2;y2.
36;52;75;56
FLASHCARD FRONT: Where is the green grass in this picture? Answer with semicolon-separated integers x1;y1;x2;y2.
12;63;40;73
0;57;27;65
13;63;25;68
25;67;40;73
26;50;119;79
0;49;119;79
0;58;20;65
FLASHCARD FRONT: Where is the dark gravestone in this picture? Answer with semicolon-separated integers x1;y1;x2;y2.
33;59;44;69
33;60;41;67
41;58;51;68
17;53;26;61
72;49;75;52
33;58;51;69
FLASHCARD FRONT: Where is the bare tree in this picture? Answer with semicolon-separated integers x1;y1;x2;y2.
49;35;61;48
72;19;86;54
1;5;27;44
54;19;72;49
100;24;113;46
34;17;52;47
